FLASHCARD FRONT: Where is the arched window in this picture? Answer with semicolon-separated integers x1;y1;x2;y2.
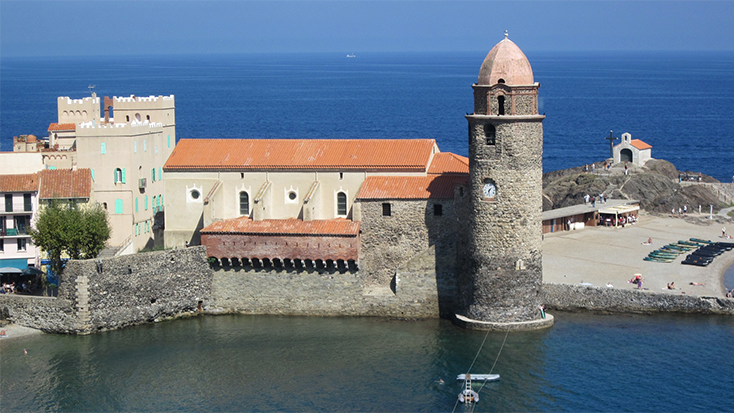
498;95;505;115
484;124;496;145
337;192;347;216
239;191;249;216
114;168;122;183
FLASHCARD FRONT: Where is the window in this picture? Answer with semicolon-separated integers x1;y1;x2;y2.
498;95;505;115
190;190;200;200
434;204;443;216
382;203;391;217
144;140;147;152
145;195;148;210
339;172;344;180
115;199;123;214
134;141;137;153
15;216;29;234
0;239;4;252
239;191;249;215
484;124;496;145
23;194;31;211
167;135;171;148
152;168;156;183
135;197;139;212
152;196;157;213
91;169;95;181
5;194;12;212
114;168;126;184
156;195;161;212
146;115;150;121
101;142;106;154
17;238;26;251
158;168;162;181
337;192;347;216
126;115;130;122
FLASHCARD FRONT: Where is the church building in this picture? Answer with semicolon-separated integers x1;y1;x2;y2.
613;132;652;166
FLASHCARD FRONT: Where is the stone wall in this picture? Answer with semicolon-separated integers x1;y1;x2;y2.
0;247;213;334
202;232;359;263
358;198;461;286
542;283;734;315
210;249;445;318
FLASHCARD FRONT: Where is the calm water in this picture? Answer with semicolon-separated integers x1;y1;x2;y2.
1;313;733;412
1;51;734;181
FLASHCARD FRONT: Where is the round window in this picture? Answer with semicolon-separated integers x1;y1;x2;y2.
191;190;200;200
288;192;297;200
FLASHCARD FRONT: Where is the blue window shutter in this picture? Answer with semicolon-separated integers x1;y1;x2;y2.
152;196;156;213
135;198;139;212
144;140;147;151
158;167;162;181
115;199;123;214
101;142;106;154
152;168;155;182
90;169;95;181
145;195;148;210
114;169;117;183
167;135;171;148
134;141;137;153
122;168;127;184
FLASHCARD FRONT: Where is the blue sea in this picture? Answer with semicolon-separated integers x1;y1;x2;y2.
2;51;734;182
2;52;734;412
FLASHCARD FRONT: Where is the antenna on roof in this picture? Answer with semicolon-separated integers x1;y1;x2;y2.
88;84;96;98
504;30;508;39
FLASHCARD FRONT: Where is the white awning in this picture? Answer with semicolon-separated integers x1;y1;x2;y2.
598;204;639;215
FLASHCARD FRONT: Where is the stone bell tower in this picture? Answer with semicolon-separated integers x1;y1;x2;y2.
456;33;553;330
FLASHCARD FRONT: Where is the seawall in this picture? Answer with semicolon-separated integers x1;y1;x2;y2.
2;247;733;335
542;283;734;315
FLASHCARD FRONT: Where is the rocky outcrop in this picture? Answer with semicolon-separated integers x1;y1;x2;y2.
543;159;726;213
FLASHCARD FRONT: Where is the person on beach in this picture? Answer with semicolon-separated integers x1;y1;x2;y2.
723;227;727;238
667;282;676;289
690;282;705;286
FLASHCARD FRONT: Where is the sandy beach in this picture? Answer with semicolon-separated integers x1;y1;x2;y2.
543;212;734;297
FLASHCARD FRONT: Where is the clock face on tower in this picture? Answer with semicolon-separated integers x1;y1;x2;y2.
483;180;496;200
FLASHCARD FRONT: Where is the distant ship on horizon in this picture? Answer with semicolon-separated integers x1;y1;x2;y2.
346;53;356;58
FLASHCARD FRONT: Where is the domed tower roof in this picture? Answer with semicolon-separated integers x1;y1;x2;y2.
477;32;534;86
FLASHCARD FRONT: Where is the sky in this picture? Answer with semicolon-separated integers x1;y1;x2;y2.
1;0;733;57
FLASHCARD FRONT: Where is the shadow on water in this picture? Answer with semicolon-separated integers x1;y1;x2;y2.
1;312;733;412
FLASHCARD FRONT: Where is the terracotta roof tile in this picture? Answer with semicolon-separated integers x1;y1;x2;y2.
201;218;360;236
48;123;76;131
0;173;39;193
630;139;652;150
428;152;469;174
356;174;468;200
39;169;92;199
164;139;436;172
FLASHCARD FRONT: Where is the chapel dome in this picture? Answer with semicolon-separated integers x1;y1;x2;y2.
477;33;534;86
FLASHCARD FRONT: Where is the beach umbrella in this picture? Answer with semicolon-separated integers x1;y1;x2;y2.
0;267;23;274
21;267;44;276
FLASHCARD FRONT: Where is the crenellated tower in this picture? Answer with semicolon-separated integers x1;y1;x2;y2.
457;33;552;329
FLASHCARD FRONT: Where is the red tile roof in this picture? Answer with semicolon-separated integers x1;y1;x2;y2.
0;173;39;193
201;218;360;236
356;175;468;200
630;139;652;150
428;152;469;174
164;139;437;172
48;123;76;131
39;169;92;199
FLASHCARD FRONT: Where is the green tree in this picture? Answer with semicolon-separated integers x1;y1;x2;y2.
29;201;111;276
